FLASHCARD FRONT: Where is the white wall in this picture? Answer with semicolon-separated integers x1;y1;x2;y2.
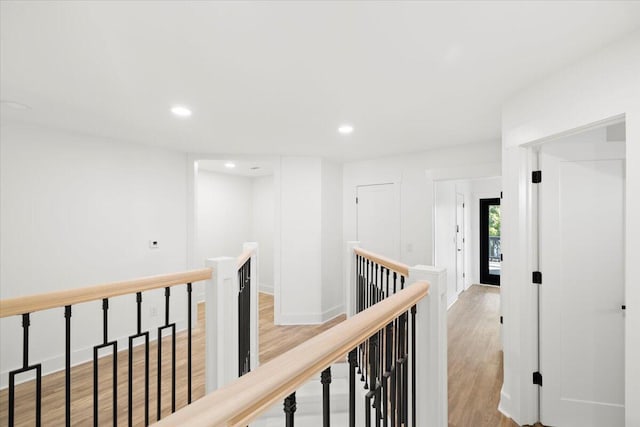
343;142;502;269
277;157;344;325
251;176;275;294
321;159;343;320
500;30;640;426
195;170;252;299
434;180;458;308
0;124;189;387
278;157;323;324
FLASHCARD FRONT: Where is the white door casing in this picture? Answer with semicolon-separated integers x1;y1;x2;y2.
456;193;465;294
539;135;625;427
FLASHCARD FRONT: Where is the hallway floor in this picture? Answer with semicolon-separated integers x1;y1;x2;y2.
448;285;523;427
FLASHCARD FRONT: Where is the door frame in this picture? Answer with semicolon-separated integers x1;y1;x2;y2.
455;193;466;294
479;197;501;286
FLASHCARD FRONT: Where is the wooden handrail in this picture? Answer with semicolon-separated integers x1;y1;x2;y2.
153;280;429;427
0;268;212;318
354;247;410;277
236;248;255;269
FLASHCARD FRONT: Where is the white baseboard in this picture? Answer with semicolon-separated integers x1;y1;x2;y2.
259;282;274;295
1;319;187;389
279;304;345;326
498;387;512;421
447;296;459;310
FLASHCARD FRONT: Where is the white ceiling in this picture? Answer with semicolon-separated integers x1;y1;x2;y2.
2;1;639;161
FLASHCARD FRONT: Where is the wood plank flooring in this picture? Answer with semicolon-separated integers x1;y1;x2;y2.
448;285;541;427
0;294;345;426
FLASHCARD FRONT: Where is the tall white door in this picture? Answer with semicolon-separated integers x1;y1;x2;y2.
539;133;625;427
455;194;465;294
356;183;400;260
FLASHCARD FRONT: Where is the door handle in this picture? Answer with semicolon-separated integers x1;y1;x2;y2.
621;305;626;310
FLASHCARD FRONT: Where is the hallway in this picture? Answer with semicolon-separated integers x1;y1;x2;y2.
448;285;517;427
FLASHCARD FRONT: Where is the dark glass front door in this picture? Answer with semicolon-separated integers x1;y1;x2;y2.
480;198;501;286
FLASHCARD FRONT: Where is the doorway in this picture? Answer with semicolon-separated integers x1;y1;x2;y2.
538;125;625;426
479;198;501;286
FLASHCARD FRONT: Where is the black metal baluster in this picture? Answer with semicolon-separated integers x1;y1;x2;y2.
93;298;118;427
64;306;72;427
8;313;42;427
366;333;378;427
187;283;193;404
321;367;331;427
128;292;150;426
382;322;392;427
411;305;417;427
403;312;409;425
391;273;397;426
157;287;176;420
396;312;405;427
385;268;390;299
284;392;296;427
348;349;357;427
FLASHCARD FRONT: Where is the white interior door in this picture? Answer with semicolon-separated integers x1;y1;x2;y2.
356;183;400;260
455;193;465;294
539;133;625;427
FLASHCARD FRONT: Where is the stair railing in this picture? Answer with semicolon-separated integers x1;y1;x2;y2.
0;268;211;427
154;279;430;427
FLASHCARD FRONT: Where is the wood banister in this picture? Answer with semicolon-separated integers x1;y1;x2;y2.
0;268;212;318
236;248;255;269
354;247;410;277
153;280;429;427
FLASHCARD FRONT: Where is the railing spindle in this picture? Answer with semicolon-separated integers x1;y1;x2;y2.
284;392;296;427
411;305;417;427
157;287;177;420
348;349;357;427
187;282;193;404
321;367;331;427
128;292;150;426
93;298;117;427
64;305;72;427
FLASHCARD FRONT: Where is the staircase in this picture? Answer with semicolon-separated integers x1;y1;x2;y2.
253;363;351;426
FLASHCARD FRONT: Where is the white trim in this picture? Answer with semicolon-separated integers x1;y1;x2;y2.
278;304;345;326
259;283;274;295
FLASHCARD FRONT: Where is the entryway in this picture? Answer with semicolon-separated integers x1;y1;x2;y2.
537;123;626;426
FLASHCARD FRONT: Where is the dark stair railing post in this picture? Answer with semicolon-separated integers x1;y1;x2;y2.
348;349;357;427
321;367;332;427
64;305;72;427
411;305;417;427
128;292;150;427
8;312;42;427
284;392;297;427
187;282;193;404
157;287;177;420
93;298;118;427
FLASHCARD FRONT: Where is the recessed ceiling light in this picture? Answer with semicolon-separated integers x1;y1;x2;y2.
170;105;192;117
338;124;354;134
1;100;31;110
224;162;236;169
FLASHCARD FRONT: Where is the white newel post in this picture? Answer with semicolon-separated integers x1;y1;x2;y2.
345;241;360;317
409;265;447;427
205;256;238;393
242;242;259;371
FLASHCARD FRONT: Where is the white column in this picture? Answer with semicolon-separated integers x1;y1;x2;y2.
205;256;238;393
409;265;447;427
345;241;360;317
242;242;259;370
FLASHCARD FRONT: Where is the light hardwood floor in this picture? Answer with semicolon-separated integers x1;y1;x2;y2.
3;289;538;426
448;285;542;427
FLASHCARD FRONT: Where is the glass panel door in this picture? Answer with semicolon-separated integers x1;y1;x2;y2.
480;198;501;285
